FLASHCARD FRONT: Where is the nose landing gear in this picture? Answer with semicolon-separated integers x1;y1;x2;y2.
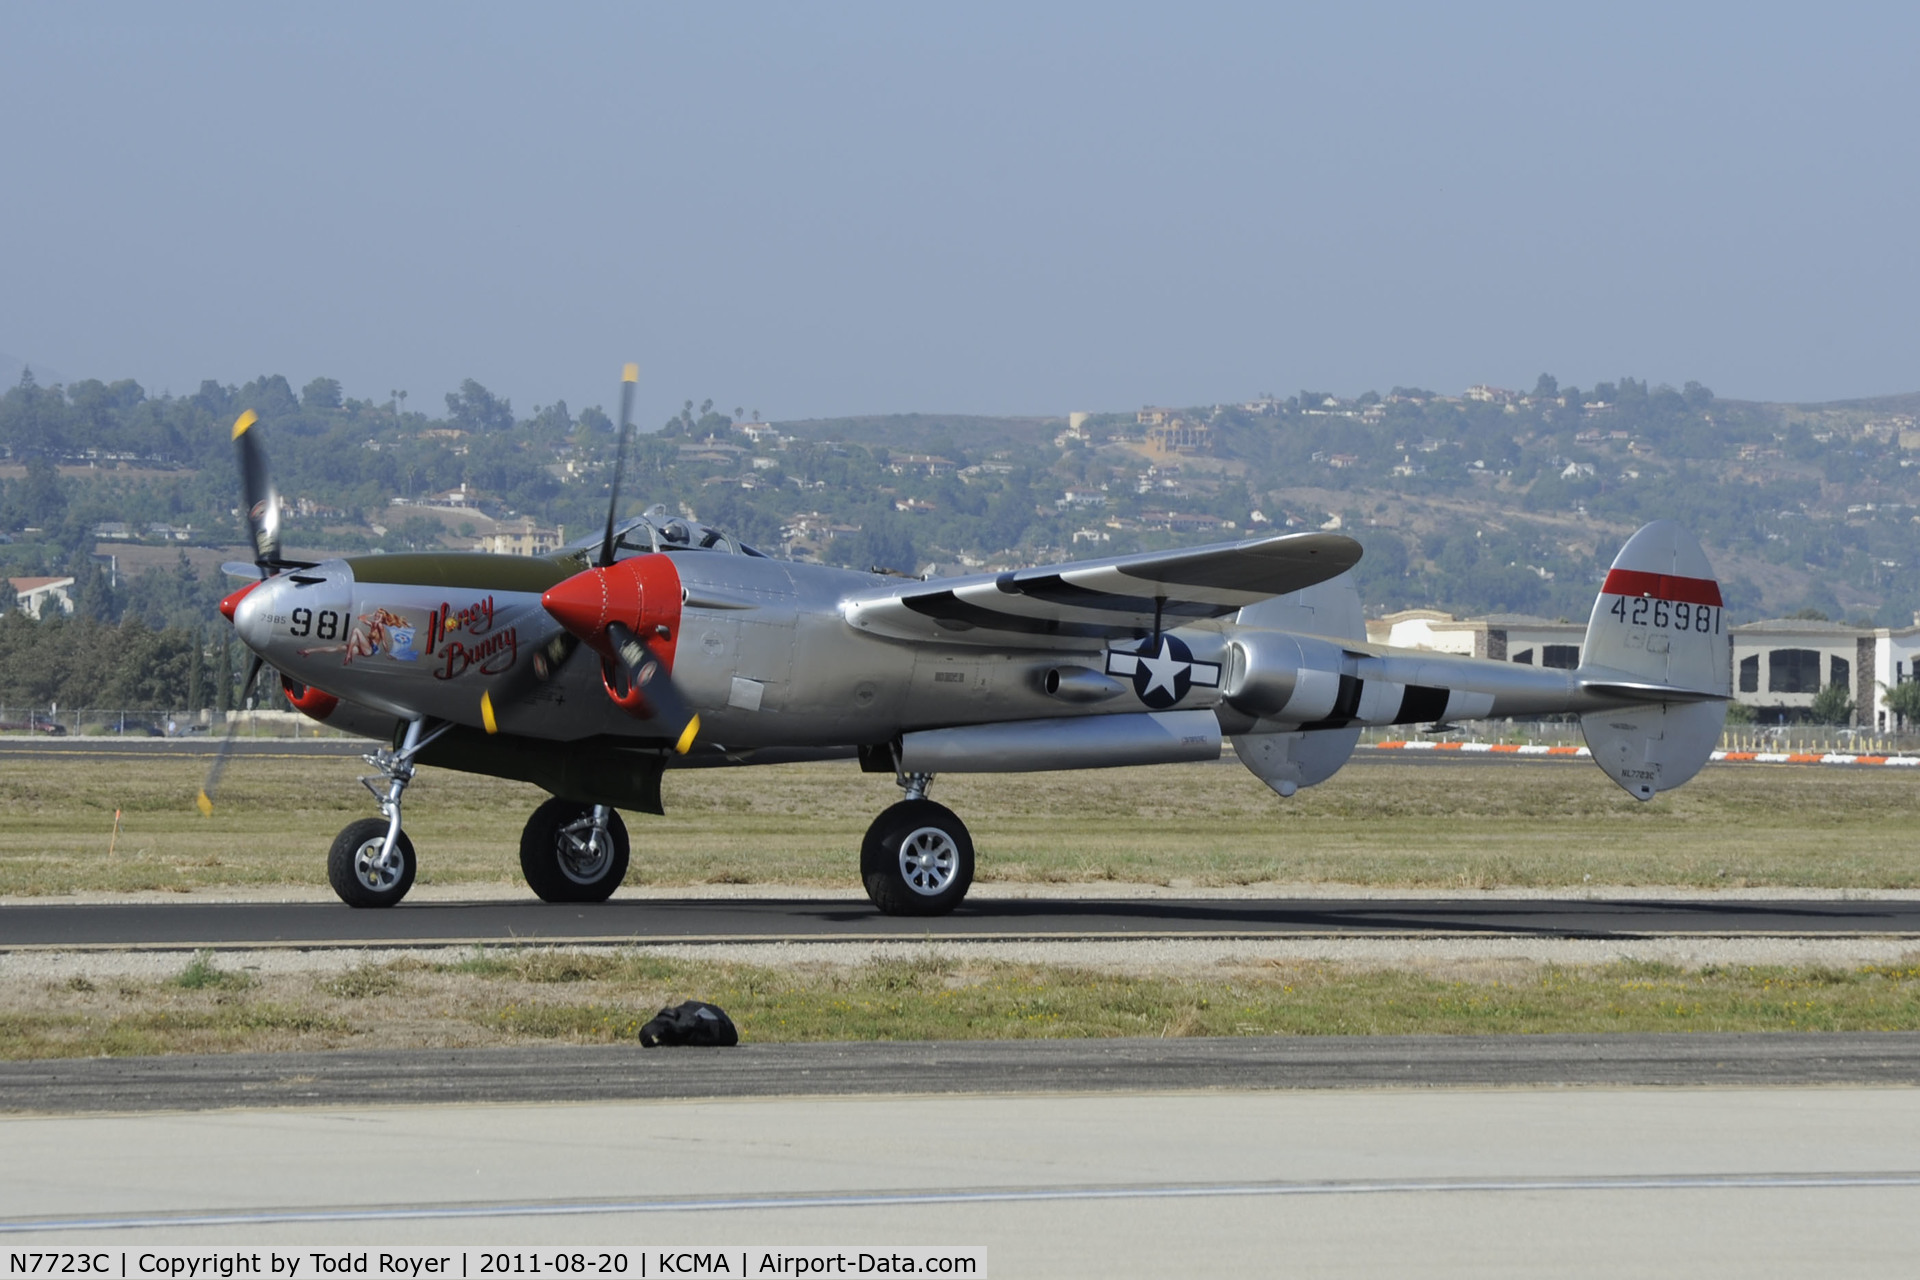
327;717;448;908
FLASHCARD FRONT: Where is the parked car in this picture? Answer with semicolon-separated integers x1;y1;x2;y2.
0;716;68;735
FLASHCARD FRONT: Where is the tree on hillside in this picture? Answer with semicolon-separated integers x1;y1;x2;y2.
4;456;66;529
238;375;300;419
0;367;69;458
847;516;916;574
302;377;343;410
445;379;514;433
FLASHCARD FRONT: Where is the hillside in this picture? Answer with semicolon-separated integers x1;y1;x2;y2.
4;370;1920;634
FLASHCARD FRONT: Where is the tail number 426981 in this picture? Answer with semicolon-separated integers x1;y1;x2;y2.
1609;595;1719;633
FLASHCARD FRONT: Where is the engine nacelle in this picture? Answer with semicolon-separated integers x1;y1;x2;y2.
282;675;339;722
1220;630;1347;723
898;710;1221;772
543;554;685;721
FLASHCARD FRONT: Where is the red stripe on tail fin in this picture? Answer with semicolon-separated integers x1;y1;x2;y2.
1600;568;1722;607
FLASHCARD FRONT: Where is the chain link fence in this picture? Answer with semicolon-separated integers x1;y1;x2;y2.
0;706;354;738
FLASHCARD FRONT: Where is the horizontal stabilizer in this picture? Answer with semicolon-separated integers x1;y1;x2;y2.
1581;679;1729;705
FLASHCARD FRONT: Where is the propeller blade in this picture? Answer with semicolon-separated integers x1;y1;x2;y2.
478;626;579;734
197;653;264;815
232;410;281;571
606;620;700;754
598;363;639;568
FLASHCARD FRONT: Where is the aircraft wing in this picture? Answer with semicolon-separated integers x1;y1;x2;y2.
841;531;1363;645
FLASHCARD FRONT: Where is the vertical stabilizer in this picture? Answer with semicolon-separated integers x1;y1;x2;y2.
1232;572;1365;796
1579;521;1731;800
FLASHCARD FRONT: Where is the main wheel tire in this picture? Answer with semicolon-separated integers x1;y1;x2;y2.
861;799;974;917
328;817;417;908
520;799;630;903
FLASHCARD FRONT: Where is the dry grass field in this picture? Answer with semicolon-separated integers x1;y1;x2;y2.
0;752;1914;897
5;949;1919;1059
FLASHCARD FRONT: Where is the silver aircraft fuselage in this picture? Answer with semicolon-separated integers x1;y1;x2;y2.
232;532;1660;760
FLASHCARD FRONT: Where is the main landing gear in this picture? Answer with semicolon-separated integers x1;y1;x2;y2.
327;723;973;917
861;771;975;917
520;799;630;903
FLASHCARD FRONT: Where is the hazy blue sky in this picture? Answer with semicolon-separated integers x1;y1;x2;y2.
3;3;1915;425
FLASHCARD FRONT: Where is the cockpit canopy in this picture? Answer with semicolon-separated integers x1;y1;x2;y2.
558;505;768;562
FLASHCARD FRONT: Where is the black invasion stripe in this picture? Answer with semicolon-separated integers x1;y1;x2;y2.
1298;674;1365;730
994;574;1239;619
899;591;1149;640
1393;685;1451;725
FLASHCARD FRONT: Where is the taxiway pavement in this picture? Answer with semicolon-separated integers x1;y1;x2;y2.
3;1084;1918;1275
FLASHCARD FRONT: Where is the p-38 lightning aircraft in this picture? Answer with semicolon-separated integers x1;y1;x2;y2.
204;367;1732;914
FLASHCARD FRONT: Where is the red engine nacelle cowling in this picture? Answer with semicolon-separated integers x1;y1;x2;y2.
282;675;340;722
540;554;684;719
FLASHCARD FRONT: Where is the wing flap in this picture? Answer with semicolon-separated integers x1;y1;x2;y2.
844;531;1363;645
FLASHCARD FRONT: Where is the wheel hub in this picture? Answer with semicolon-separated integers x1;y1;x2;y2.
898;827;959;895
353;838;405;891
555;816;615;884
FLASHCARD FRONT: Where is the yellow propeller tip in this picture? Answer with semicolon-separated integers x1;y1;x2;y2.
674;714;700;756
231;410;258;440
622;363;639;383
481;691;499;735
195;790;214;817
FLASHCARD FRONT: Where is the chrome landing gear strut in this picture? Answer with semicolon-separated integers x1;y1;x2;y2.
327;717;451;908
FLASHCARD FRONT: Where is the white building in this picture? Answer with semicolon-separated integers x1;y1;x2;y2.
7;576;76;619
1869;623;1920;730
1731;617;1920;730
1371;607;1920;726
474;519;565;557
1367;610;1584;667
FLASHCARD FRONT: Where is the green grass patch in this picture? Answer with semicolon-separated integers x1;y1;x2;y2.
173;950;252;991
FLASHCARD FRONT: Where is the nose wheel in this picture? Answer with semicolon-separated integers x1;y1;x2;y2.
328;817;417;908
861;798;975;916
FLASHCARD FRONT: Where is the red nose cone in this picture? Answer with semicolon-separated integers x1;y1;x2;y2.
541;567;613;640
218;578;261;623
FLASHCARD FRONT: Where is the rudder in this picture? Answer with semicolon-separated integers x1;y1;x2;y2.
1579;521;1731;800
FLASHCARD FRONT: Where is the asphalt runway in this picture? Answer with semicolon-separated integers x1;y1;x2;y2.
5;894;1918;950
4;1085;1918;1275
